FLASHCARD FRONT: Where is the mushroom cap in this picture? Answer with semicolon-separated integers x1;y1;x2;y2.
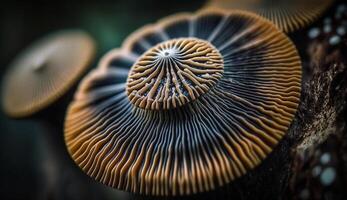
126;38;224;110
2;30;95;118
65;9;301;196
206;0;334;33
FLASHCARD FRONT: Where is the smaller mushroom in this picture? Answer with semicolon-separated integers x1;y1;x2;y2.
1;30;96;118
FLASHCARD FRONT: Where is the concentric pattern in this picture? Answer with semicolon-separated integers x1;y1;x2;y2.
65;10;302;196
207;0;333;33
2;30;95;118
126;38;224;110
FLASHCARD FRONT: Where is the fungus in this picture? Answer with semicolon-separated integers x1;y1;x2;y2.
65;10;302;196
2;30;95;118
126;38;224;110
206;0;334;33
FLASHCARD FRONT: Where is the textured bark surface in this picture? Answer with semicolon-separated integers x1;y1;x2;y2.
284;39;347;200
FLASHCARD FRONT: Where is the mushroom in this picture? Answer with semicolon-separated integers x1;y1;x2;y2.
65;9;302;196
205;0;334;33
126;38;224;110
2;30;96;118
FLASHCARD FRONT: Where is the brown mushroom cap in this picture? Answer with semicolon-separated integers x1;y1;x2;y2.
2;30;95;118
65;10;301;196
206;0;334;33
126;38;224;110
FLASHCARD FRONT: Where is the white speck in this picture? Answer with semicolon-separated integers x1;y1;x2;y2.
308;28;320;39
320;167;336;186
320;153;331;164
160;48;177;58
324;24;332;33
202;73;210;78
299;189;310;200
337;26;346;36
329;35;341;46
312;166;322;177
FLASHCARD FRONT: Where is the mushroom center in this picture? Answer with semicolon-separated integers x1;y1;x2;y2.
31;44;58;72
32;54;48;72
126;38;224;110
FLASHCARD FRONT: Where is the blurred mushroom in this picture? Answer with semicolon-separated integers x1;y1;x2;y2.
65;9;302;196
1;30;96;118
205;0;334;33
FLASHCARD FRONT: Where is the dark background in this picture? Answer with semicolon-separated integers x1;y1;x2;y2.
0;1;204;199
